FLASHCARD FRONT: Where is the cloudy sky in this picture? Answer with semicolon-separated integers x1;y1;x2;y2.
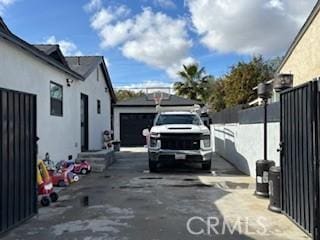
0;0;317;89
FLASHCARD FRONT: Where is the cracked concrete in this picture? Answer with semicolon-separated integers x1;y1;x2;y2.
2;148;310;240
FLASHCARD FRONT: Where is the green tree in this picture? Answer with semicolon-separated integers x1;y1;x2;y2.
223;56;275;107
174;63;212;102
116;89;144;101
208;79;226;112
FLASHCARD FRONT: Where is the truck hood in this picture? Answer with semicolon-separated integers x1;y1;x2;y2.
150;124;210;135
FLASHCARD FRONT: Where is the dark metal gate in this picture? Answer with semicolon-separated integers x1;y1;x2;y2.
0;88;37;234
280;81;320;239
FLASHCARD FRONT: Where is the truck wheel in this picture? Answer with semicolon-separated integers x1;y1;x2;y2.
149;159;158;172
50;192;59;202
40;196;50;207
202;161;211;171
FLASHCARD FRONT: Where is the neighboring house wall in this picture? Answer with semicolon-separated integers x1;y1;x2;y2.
210;103;280;177
212;122;280;177
0;38;112;161
77;66;111;150
113;107;157;141
279;8;320;86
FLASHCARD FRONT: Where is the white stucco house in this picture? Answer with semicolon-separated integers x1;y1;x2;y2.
0;17;116;162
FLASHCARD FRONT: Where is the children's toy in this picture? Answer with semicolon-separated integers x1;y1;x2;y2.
48;170;69;187
43;153;69;187
103;130;113;149
37;159;59;206
72;159;91;175
43;152;55;170
56;160;80;183
67;164;80;183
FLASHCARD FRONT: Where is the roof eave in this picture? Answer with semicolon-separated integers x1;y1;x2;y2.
277;1;320;73
0;32;84;80
100;58;117;103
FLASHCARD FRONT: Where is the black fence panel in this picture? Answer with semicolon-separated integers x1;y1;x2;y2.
280;81;320;239
210;104;246;124
209;103;280;125
239;102;280;124
0;88;37;234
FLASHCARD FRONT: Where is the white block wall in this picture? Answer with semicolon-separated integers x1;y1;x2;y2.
211;122;280;177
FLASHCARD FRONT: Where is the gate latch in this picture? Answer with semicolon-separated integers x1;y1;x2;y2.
277;142;283;154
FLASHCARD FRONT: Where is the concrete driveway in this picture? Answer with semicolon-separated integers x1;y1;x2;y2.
3;148;309;240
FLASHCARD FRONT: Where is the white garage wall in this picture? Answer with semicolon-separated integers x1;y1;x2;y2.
113;107;157;141
0;38;112;162
211;122;280;177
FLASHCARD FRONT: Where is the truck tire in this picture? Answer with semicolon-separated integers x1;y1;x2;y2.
202;161;211;171
149;159;158;172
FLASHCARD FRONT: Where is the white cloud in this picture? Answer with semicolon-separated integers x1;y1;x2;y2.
266;0;284;10
88;4;192;78
45;36;83;56
166;57;197;79
187;0;316;56
90;5;131;31
0;0;15;14
84;0;102;12
103;57;110;67
153;0;176;9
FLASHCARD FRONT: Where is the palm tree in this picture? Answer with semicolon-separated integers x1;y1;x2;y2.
174;63;212;102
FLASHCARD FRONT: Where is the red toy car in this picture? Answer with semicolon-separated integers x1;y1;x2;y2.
74;159;91;174
48;169;69;187
65;159;91;174
56;160;80;183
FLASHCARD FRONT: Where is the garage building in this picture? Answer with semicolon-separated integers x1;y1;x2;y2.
113;93;199;147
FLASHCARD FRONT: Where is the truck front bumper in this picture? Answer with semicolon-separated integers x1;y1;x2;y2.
149;149;212;163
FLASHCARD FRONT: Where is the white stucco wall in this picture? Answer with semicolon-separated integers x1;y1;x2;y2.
76;66;111;150
0;38;112;162
113;106;157;141
211;122;280;177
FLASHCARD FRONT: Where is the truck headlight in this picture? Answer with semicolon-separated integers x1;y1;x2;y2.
202;135;211;148
150;137;160;148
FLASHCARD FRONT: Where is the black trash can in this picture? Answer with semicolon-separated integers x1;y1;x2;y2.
268;166;281;213
255;160;275;197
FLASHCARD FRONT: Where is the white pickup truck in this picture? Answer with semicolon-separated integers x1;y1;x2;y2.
145;111;212;172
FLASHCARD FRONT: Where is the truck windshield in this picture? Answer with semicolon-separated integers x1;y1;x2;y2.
155;114;202;125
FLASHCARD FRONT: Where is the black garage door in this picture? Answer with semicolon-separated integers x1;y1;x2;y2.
0;88;37;235
120;113;156;147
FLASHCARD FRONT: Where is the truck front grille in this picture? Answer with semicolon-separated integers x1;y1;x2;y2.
160;133;200;150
